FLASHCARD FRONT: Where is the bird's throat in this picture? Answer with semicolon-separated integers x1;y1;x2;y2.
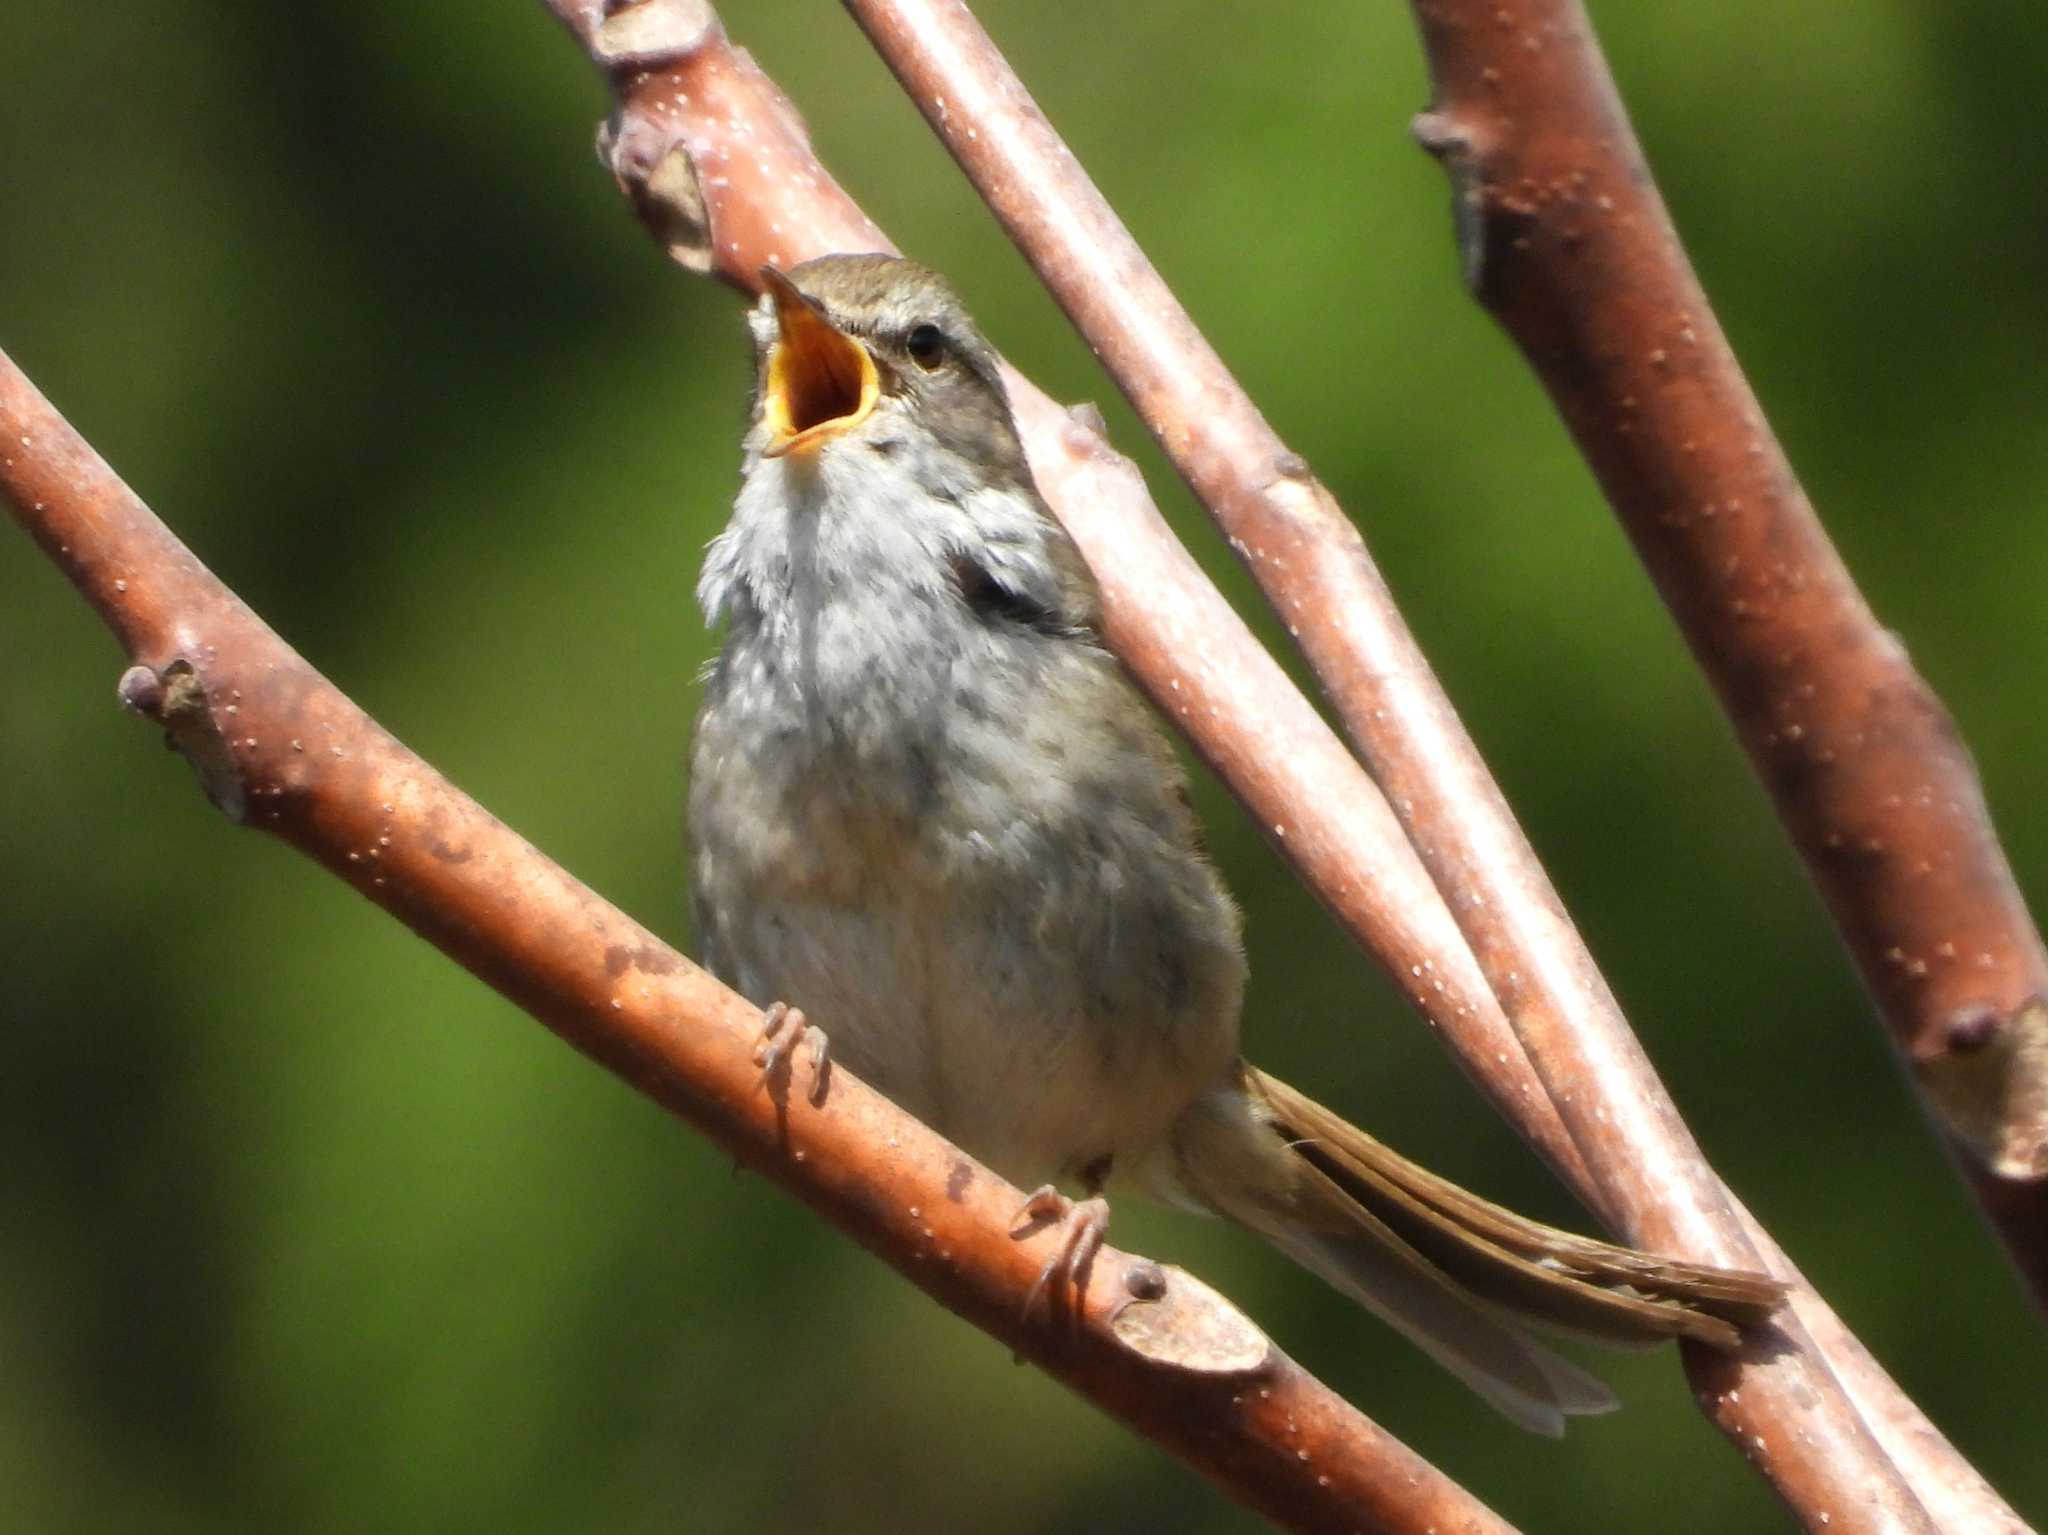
762;307;878;456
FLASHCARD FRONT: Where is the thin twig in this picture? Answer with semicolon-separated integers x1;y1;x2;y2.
1403;0;2048;1298
0;345;1519;1535
831;3;2019;1533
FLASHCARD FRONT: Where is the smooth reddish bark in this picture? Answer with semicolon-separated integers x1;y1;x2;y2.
1405;0;2048;1274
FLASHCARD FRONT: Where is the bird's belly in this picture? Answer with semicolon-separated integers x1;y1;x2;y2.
689;615;1244;1191
706;869;1231;1192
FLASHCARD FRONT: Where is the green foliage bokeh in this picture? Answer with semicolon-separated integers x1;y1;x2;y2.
3;4;2043;1531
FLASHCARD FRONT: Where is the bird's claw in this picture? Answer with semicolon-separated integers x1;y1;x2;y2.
1012;1185;1110;1337
753;1001;830;1106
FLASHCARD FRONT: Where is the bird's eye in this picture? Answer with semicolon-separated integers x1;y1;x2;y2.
905;323;947;370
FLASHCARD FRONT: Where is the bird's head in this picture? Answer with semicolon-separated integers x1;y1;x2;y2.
746;254;1029;490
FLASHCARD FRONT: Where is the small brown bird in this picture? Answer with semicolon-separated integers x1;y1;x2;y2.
687;253;1782;1434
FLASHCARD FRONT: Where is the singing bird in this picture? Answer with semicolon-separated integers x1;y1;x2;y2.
686;254;1781;1434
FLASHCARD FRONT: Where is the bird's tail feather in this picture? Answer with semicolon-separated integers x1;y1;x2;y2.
1168;1063;1784;1435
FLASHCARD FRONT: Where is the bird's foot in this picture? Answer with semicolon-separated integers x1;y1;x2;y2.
1012;1185;1110;1336
753;1001;830;1106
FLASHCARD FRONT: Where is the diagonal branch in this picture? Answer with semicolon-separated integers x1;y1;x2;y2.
0;345;1517;1535
1403;0;2048;1295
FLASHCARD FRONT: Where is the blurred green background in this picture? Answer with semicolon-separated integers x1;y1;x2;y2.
3;2;2043;1530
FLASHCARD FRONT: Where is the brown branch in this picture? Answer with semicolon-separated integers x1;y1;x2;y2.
0;347;1519;1535
826;4;2026;1533
562;0;1594;1188
541;2;2032;1530
1404;1;2048;1286
1728;1203;2029;1535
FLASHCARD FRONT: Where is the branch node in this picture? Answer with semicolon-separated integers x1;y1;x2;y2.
118;658;247;823
1919;997;2048;1179
1946;1005;2001;1055
599;118;713;273
1065;400;1107;437
592;0;717;70
1106;1263;1272;1376
1040;390;1136;481
116;663;163;717
1408;109;1470;162
1410;109;1502;300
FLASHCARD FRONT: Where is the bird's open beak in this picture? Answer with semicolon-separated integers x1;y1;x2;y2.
759;266;878;458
